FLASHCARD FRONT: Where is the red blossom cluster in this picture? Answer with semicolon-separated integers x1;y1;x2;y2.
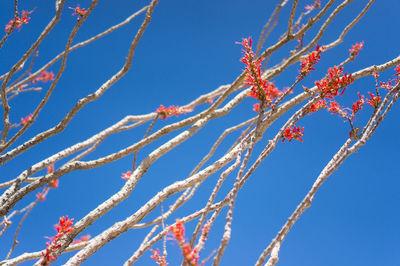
32;71;55;83
327;92;375;121
327;100;342;115
349;93;365;120
395;64;400;78
150;249;168;266
21;113;33;125
282;125;304;142
305;0;321;11
253;103;260;112
169;220;199;266
121;171;132;180
155;105;193;120
307;99;327;114
69;6;86;21
380;80;392;90
327;101;348;119
349;41;364;57
238;37;282;103
5;10;31;32
298;45;324;78
247;81;281;102
41;216;74;264
72;234;91;244
379;64;400;90
366;92;381;109
315;66;353;98
36;191;47;201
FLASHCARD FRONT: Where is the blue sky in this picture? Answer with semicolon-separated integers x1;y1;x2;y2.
1;0;400;265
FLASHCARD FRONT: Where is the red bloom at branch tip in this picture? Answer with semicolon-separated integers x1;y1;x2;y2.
150;249;168;266
21;113;33;125
32;70;55;83
169;220;199;265
395;64;400;78
366;92;381;109
69;6;86;21
253;103;260;112
349;41;364;57
238;37;281;104
42;216;74;263
55;216;74;235
282;125;304;142
36;192;46;201
307;99;327;114
380;80;392;90
298;45;324;78
327;100;348;118
327;101;340;114
121;171;132;180
351;93;365;117
5;10;31;32
49;179;59;189
315;66;353;98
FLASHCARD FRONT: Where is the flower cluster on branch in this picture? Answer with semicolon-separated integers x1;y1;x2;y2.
5;10;31;32
238;37;282;104
41;216;74;265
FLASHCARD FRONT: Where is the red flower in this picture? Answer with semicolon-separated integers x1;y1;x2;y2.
238;37;282;103
170;220;199;266
315;66;353;98
366;92;381;109
247;81;282;101
21;113;33;125
298;45;324;78
328;101;340;114
42;216;74;264
380;80;392;90
69;6;86;21
121;171;132;180
349;41;364;57
36;192;46;201
307;99;327;114
5;10;31;32
395;64;400;77
253;103;260;112
282;125;304;142
32;70;55;83
56;216;74;235
351;93;365;118
327;100;348;118
49;179;59;189
150;249;168;266
170;219;185;242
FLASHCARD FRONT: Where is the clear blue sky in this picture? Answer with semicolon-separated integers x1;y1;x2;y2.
1;0;400;265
